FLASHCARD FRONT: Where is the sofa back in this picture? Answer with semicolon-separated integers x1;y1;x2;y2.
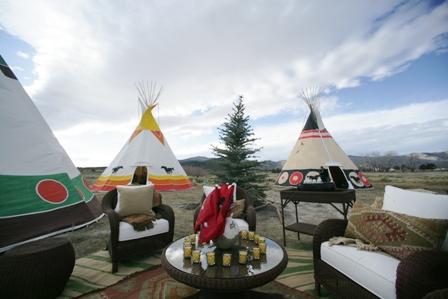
382;185;448;251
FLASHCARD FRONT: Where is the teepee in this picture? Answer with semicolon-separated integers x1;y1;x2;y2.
275;87;372;189
0;55;104;252
92;82;193;192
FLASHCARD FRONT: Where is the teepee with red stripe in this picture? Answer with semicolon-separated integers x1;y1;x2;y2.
92;82;193;192
275;87;372;189
0;55;104;252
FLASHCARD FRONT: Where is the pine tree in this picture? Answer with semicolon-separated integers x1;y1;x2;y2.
210;95;269;201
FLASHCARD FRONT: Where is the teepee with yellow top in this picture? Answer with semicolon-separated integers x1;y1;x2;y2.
92;82;193;191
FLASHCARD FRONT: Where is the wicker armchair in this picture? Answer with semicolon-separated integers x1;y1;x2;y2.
102;188;175;273
193;186;256;232
313;219;448;299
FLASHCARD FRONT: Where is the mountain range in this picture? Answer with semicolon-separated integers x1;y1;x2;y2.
180;152;448;171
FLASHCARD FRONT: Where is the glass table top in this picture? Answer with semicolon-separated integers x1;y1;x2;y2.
164;236;285;279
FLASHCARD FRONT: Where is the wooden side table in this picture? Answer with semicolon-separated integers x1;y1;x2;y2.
280;188;356;246
0;237;75;299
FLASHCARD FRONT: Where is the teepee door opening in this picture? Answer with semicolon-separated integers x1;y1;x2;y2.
328;166;350;189
132;166;148;185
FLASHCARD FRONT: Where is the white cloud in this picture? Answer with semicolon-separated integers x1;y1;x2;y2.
0;0;447;166
16;51;29;59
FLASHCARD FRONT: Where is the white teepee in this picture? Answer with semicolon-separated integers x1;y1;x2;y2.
92;82;193;192
275;87;372;189
0;55;104;252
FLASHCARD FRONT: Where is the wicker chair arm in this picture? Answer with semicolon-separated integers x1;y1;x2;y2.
396;250;448;299
312;219;348;259
104;209;120;244
157;203;175;231
245;205;256;232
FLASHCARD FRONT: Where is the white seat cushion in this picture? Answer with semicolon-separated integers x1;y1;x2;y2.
321;241;400;299
118;218;169;241
383;185;448;251
233;218;249;232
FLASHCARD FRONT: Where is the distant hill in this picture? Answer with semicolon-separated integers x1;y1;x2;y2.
349;152;447;169
180;152;447;171
179;156;285;171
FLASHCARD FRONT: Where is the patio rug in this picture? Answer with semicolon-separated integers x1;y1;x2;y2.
57;246;331;299
76;265;317;299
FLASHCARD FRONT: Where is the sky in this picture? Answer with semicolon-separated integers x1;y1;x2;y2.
1;0;447;167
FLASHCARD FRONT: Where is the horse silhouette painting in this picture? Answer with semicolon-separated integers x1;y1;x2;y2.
307;174;320;181
112;166;123;174
161;166;174;175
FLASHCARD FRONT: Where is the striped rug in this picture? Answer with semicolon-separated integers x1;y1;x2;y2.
57;246;331;298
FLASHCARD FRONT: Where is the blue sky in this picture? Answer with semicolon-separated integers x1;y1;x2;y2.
1;0;447;167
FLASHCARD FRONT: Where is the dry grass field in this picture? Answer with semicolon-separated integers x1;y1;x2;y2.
62;170;448;259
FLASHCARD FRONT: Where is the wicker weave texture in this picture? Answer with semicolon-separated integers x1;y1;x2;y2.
0;237;75;299
102;188;175;273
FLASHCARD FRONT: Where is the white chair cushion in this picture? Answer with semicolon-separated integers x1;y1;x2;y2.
321;241;399;299
382;185;448;251
118;218;169;241
233;218;249;232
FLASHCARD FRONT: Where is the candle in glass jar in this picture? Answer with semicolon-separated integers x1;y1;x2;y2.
192;249;201;263
184;245;192;258
222;252;232;266
252;247;260;260
248;231;255;241
206;252;215;266
239;250;248;264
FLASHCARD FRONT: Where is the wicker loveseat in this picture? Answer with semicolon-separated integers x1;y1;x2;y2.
313;186;448;299
102;186;175;273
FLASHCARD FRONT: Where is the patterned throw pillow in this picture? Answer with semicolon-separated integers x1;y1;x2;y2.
232;199;246;219
345;201;448;260
370;197;383;209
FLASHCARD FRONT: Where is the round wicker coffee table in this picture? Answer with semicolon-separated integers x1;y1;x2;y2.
161;236;288;299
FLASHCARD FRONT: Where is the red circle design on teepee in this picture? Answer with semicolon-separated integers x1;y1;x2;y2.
358;172;371;187
36;179;68;204
289;172;303;185
277;172;289;184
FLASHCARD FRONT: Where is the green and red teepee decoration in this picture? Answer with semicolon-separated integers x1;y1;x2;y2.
0;55;103;252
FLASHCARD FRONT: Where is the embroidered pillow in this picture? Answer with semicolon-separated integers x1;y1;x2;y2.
345;201;448;260
116;185;155;219
370;197;383;209
232;199;246;218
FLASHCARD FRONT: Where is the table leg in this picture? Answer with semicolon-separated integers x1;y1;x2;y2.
281;198;286;246
294;202;300;241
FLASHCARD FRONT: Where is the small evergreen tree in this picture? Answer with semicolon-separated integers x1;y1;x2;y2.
210;95;269;201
